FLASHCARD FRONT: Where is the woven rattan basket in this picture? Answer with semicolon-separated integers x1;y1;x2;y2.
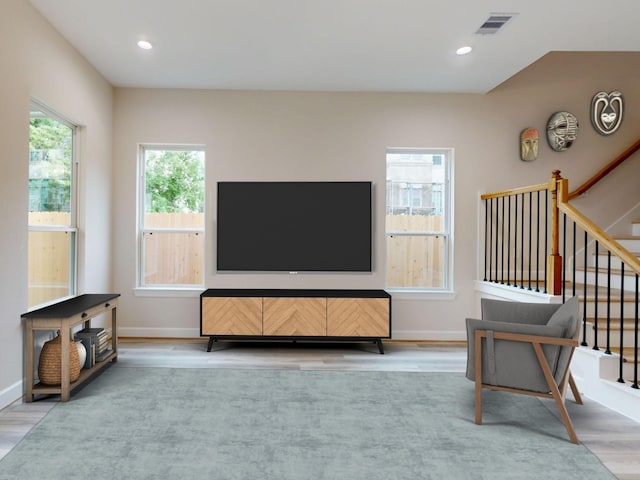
38;334;81;385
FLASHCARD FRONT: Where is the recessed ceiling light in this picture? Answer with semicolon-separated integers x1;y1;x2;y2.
137;40;153;50
456;46;473;56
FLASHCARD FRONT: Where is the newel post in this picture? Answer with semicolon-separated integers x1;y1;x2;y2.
547;170;566;296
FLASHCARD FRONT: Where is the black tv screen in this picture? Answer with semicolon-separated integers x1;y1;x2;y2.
217;181;372;272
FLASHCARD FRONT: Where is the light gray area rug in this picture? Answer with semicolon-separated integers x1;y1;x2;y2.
0;367;614;480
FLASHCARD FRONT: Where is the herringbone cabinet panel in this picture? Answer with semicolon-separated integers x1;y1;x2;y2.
263;298;327;336
202;297;262;335
327;298;390;337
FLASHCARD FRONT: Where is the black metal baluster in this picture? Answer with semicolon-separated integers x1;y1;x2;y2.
571;222;598;344
583;230;588;335
572;222;577;297
605;251;612;355
507;195;511;286
535;191;540;292
633;273;639;389
514;194;519;288
528;192;533;290
562;214;567;302
495;198;500;284
543;190;548;294
593;240;599;351
618;263;625;383
520;193;525;289
489;198;494;283
576;221;588;347
484;200;488;282
501;196;505;284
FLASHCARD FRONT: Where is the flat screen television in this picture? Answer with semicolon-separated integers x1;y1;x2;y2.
217;181;372;272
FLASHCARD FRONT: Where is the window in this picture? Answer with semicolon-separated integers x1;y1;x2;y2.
28;102;77;308
386;149;452;291
139;146;205;288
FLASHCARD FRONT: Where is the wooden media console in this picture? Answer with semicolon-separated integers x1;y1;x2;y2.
200;289;391;354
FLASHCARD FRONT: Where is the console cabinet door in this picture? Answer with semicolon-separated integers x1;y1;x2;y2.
263;297;327;336
327;298;390;337
202;297;263;335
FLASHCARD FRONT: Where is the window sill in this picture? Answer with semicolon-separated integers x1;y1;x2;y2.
385;289;457;301
133;287;203;298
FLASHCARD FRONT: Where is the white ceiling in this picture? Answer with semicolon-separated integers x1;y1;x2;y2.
29;0;640;93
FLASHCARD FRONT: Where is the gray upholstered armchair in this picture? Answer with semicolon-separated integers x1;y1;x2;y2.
465;296;583;444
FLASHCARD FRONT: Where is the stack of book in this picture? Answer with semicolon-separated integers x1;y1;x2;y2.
74;327;112;368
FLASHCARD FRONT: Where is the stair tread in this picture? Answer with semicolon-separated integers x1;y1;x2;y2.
589;321;638;331
580;266;639;276
608;346;640;363
588;317;637;323
569;283;636;299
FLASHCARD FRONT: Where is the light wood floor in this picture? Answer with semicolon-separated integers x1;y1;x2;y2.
1;339;639;479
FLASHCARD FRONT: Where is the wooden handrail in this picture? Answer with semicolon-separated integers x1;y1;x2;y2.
558;185;640;277
568;137;640;200
480;181;549;200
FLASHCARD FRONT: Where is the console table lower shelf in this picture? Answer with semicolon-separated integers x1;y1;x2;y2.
200;289;391;354
22;293;120;402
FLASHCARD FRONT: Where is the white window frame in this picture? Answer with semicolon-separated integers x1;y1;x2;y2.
136;144;205;295
385;148;454;297
28;100;78;309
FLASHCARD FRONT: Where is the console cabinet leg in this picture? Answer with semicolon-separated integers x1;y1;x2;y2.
111;307;118;362
376;339;385;355
60;329;71;401
25;321;34;403
207;337;215;352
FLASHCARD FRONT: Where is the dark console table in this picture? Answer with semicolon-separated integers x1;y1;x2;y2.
200;289;391;354
22;293;120;402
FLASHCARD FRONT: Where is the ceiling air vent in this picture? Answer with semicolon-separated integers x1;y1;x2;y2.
476;14;515;34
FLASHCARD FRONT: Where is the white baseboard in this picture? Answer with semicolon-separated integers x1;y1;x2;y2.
391;330;466;341
118;327;465;342
118;327;201;338
0;379;23;411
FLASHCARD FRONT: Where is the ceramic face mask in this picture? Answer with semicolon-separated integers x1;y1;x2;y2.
591;91;623;135
520;127;539;161
547;112;579;152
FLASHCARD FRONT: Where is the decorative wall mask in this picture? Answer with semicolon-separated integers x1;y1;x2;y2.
591;91;623;135
520;128;539;161
547;111;579;152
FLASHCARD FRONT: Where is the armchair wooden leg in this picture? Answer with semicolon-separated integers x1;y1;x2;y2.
551;386;580;445
475;379;483;425
474;331;483;425
568;373;583;405
532;343;580;444
550;383;580;445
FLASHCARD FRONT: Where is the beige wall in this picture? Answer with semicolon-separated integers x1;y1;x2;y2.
0;0;113;408
112;52;640;339
489;52;640;230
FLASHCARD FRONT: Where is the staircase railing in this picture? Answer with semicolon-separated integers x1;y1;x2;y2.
568;138;640;200
480;170;640;389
